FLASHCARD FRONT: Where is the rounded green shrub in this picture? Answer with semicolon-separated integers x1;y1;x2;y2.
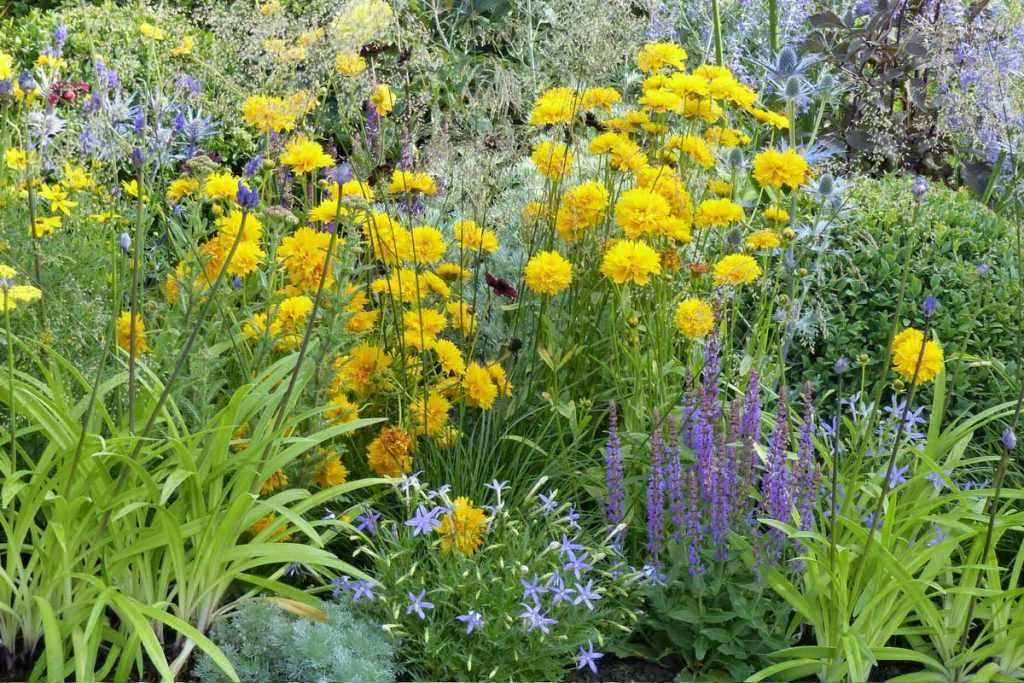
792;174;1021;417
193;600;396;683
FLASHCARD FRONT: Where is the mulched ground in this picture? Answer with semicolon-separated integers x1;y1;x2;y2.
566;655;678;683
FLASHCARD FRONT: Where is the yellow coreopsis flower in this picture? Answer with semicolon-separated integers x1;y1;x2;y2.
241;95;297;134
763;206;790;223
453;219;499;253
664;134;714;169
388;170;437;195
203;172;241;201
745;229;781;250
674;298;715;339
170;35;194;56
581;87;621;112
523;250;572;295
529;87;578;125
636;42;688;73
116;311;148;355
0;266;43;313
333;343;392;395
695;198;744;228
32;216;61;238
62;163;93;190
600;240;662;286
891;328;944;384
0;51;13;80
336;52;367;76
555;181;609;242
412;391;451;436
409;225;447;264
277;227;334;291
366;426;413;477
713;253;762;286
752;149;810;189
138;23;166;41
433;338;466;376
531;140;573;181
436;497;488;554
616;188;672;239
4;148;27;171
260;469;289;495
463;362;498;409
280;136;334;175
39;184;77;216
315;456;349;487
167;176;200;202
370;84;396;116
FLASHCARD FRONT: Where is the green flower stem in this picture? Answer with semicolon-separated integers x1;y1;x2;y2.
5;290;14;468
127;163;146;435
768;0;779;56
711;0;725;66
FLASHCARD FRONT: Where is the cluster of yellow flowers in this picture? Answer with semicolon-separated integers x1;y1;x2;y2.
316;207;513;476
241;92;318;134
0;265;43;314
3;146;110;237
519;41;812;342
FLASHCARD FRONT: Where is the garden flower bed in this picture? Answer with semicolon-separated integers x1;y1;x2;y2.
1;0;1023;681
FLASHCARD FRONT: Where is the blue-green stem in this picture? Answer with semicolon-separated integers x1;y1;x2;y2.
711;0;725;66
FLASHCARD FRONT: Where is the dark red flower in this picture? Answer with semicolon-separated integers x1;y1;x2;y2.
485;273;517;300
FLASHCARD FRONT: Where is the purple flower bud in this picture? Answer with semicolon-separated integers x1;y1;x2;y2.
236;182;259;210
922;295;938;318
834;356;850;375
977;263;991;278
1003;427;1017;450
131;147;144;168
119;232;132;254
133;112;145;135
54;24;68;48
18;72;36;92
0;80;11;97
332;162;353;185
243;154;264;178
912;176;928;199
232;276;243;290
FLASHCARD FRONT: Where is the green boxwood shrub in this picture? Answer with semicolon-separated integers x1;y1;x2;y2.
193;600;396;683
791;174;1021;418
